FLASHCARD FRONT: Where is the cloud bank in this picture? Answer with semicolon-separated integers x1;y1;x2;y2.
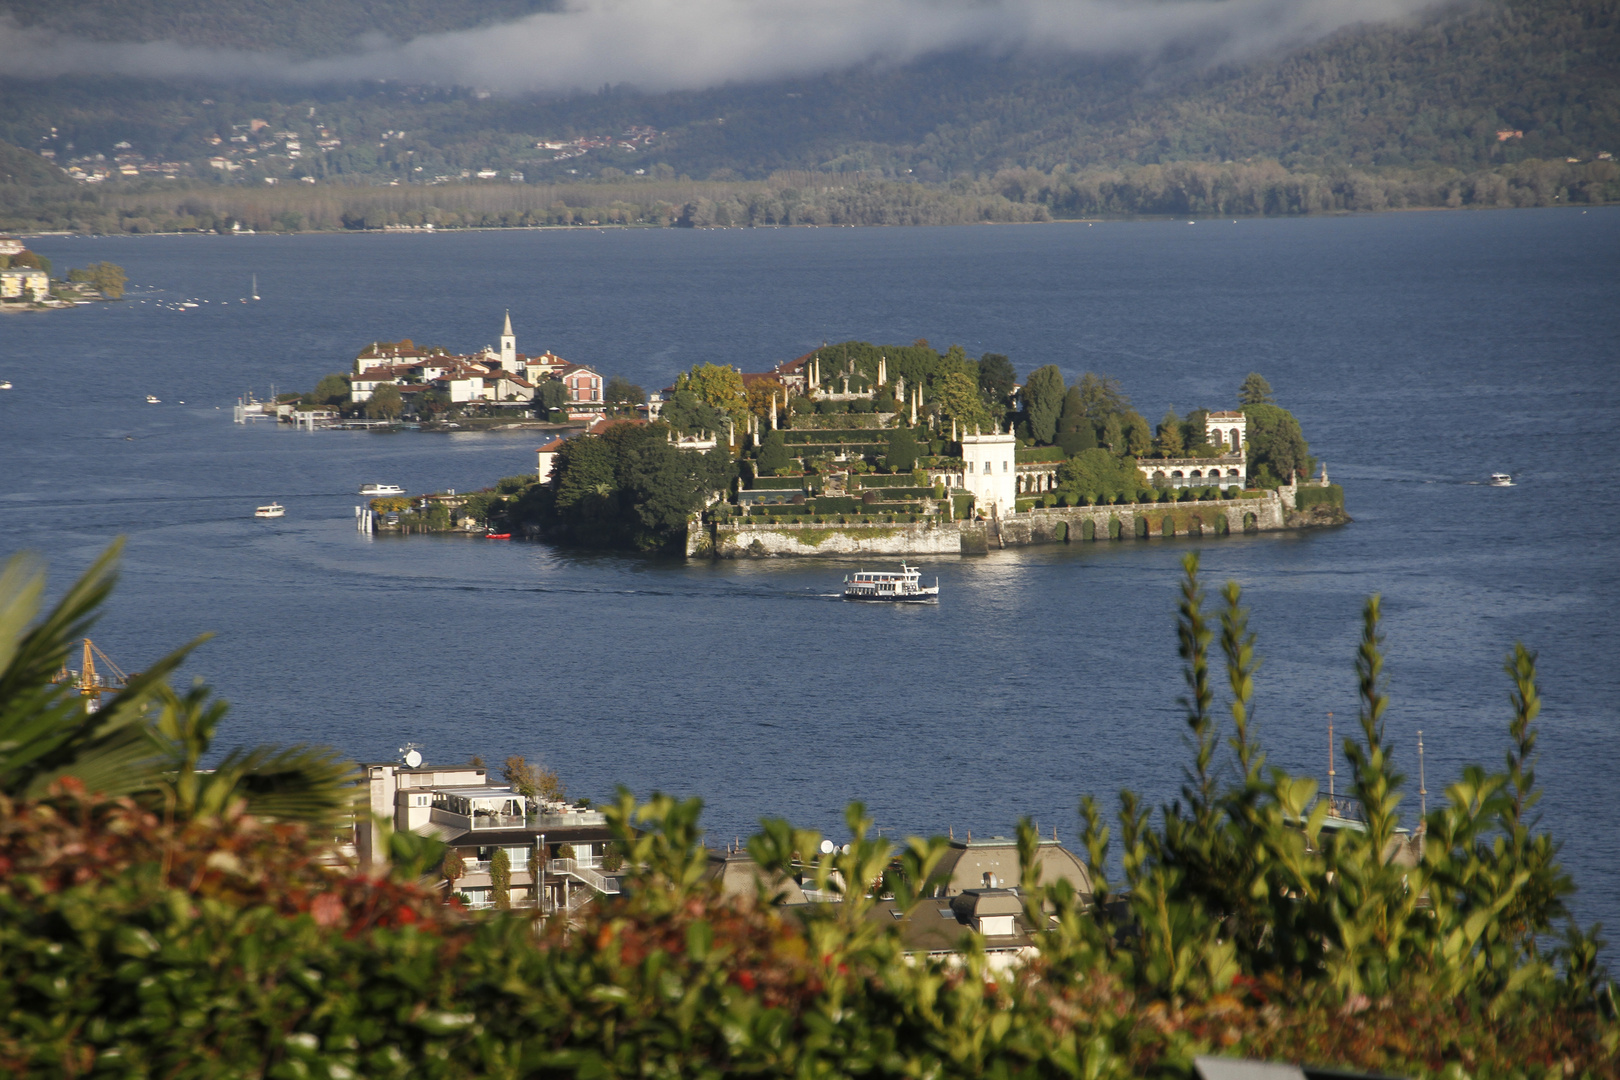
0;0;1443;94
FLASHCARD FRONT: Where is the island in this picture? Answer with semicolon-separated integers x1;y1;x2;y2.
365;341;1346;556
269;313;647;430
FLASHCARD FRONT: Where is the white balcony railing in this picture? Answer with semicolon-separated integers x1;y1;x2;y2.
429;807;528;832
547;858;620;895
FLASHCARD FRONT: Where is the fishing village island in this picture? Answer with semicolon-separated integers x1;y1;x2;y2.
270;313;1348;556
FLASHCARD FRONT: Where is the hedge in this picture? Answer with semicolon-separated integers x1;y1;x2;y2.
749;476;809;490
3;556;1615;1080
1015;446;1069;464
854;474;923;488
1295;483;1345;511
782;430;888;444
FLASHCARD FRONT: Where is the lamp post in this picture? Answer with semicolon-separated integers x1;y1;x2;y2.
538;832;546;915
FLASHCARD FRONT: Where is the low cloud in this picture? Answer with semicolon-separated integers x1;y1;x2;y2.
0;0;1443;94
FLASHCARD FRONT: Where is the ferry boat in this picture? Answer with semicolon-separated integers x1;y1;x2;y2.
359;483;405;496
843;564;940;603
254;503;285;518
1489;472;1514;487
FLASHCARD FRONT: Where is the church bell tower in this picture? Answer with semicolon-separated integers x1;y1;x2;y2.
500;310;517;372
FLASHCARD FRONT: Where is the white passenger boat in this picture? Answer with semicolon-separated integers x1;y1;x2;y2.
1489;472;1514;487
359;483;405;496
145;394;161;404
843;564;940;603
254;503;285;518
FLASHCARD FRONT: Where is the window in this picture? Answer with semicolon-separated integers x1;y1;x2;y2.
983;461;991;474
1003;460;1009;473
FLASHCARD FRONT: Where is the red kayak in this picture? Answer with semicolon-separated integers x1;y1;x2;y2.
485;533;511;539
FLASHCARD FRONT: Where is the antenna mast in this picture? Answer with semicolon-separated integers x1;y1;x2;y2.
1327;711;1336;800
1417;730;1428;820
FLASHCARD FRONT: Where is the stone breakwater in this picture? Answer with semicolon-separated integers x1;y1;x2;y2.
690;487;1347;558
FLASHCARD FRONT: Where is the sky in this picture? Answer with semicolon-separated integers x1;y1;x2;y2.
0;0;1444;94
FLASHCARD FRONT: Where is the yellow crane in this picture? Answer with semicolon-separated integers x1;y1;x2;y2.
55;639;132;710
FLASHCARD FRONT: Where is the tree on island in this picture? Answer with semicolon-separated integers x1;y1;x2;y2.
539;422;736;550
67;261;125;299
1101;413;1125;453
675;363;747;424
1023;365;1065;444
977;352;1017;406
1121;411;1152;457
535;379;569;415
885;426;919;473
1238;372;1276;405
1157;410;1185;455
745;377;787;422
309;373;351;409
755;429;792;476
1075;372;1131;426
1245;401;1313;483
366;383;402;420
1055;387;1097;457
938;370;991;432
660;390;727;436
604;376;645;414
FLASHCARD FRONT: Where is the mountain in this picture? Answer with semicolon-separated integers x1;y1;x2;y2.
0;0;1615;231
0;0;558;57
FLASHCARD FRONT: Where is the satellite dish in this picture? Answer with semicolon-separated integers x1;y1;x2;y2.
840;844;851;855
818;839;835;855
403;749;422;768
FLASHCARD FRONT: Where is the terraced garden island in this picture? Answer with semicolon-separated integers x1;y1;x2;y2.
684;353;1345;558
468;344;1345;555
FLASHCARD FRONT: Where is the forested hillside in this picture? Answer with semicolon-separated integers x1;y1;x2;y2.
0;0;557;56
1;0;1615;231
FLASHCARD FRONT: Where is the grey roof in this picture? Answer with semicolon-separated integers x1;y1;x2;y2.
932;838;1093;901
441;825;615;847
702;852;808;904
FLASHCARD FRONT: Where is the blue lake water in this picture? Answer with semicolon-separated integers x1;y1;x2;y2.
3;209;1618;934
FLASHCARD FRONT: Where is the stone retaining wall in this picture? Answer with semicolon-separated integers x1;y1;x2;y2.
693;491;1291;558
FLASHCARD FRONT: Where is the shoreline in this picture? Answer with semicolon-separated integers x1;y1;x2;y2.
19;201;1608;243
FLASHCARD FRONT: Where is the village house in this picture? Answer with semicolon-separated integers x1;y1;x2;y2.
0;266;50;302
559;364;606;418
358;753;620;913
349;312;561;411
702;832;1093;970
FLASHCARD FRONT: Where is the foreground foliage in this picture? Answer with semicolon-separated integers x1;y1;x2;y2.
0;549;1614;1078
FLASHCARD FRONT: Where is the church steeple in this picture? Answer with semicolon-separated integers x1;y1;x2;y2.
499;310;516;371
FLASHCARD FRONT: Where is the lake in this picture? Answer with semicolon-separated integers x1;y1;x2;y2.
3;208;1618;933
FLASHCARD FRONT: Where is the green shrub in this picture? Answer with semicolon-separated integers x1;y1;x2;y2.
1295;483;1345;512
1042;493;1058;508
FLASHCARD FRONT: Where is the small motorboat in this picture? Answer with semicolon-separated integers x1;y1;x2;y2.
0;381;12;390
1489;472;1514;487
254;503;285;518
843;564;940;603
146;395;161;404
359;483;405;496
485;532;511;539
